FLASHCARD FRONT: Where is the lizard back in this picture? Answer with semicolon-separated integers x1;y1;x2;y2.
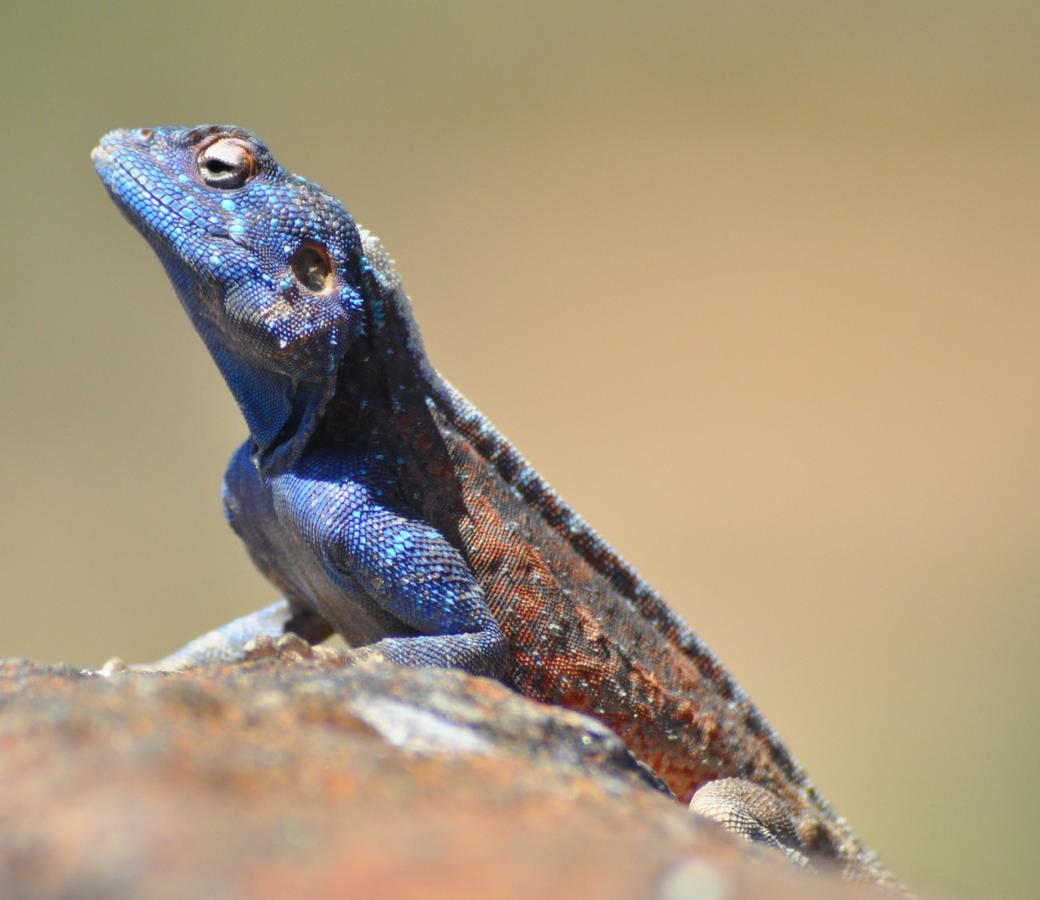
358;233;877;872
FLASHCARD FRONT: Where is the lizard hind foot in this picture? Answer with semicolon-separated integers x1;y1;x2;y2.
690;778;812;868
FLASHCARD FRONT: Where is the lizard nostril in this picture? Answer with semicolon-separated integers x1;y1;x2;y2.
290;243;335;294
137;128;154;141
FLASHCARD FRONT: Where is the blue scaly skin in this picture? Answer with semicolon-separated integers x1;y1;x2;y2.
93;125;505;676
92;126;900;888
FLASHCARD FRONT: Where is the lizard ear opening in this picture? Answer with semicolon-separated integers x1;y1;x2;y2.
290;243;335;294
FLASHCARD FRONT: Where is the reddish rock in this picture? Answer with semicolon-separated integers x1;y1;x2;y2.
0;658;888;899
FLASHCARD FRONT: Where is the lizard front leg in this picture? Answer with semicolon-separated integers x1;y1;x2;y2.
269;447;509;679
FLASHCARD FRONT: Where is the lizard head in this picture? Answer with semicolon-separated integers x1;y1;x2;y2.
93;125;367;471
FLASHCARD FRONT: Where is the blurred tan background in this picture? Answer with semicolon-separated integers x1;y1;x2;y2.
1;2;1037;896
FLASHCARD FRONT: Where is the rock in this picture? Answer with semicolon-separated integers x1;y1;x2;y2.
0;657;887;899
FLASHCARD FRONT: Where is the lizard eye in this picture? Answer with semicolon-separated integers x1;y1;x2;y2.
290;243;335;293
197;138;258;189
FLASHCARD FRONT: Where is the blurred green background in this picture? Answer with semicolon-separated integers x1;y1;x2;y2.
2;2;1037;895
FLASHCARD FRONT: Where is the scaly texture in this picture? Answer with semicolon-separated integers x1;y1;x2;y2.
93;126;899;888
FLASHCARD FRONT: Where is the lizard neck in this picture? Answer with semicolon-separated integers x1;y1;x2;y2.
310;269;472;546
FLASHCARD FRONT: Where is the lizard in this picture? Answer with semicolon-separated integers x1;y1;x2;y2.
92;125;900;888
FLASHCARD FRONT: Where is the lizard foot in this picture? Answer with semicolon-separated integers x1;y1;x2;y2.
243;633;350;666
690;778;813;868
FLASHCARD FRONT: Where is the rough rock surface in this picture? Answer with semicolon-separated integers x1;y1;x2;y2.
0;655;889;899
